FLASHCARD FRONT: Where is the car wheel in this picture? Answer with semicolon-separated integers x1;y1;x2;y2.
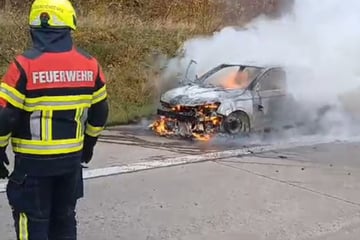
223;111;251;135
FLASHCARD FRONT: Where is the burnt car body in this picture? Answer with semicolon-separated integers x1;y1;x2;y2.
150;63;300;140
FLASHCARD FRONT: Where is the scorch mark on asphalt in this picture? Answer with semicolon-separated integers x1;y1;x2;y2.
1;135;360;193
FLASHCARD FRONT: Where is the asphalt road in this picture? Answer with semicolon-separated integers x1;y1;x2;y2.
1;125;360;240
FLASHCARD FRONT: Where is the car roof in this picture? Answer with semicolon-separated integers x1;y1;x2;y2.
218;63;284;70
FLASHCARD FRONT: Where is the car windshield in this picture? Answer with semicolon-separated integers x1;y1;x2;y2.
196;65;264;89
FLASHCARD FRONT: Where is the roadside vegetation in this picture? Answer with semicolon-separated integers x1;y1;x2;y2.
0;0;289;125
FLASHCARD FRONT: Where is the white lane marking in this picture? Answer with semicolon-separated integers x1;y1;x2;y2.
1;135;360;193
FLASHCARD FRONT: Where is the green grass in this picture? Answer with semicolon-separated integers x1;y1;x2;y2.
0;0;285;125
108;103;157;126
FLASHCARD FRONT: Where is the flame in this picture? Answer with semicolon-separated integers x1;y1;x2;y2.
172;105;182;111
192;133;211;141
150;103;222;141
150;71;251;139
150;116;172;136
221;70;250;89
204;104;219;110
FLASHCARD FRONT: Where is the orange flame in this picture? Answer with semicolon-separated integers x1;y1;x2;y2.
151;116;171;136
150;104;222;141
192;133;211;141
221;70;250;89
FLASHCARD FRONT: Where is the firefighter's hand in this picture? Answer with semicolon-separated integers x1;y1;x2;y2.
81;134;97;164
81;148;93;164
0;162;9;179
0;150;9;179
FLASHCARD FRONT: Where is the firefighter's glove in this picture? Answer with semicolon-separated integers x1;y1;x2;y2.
0;147;9;179
81;148;93;164
81;134;97;164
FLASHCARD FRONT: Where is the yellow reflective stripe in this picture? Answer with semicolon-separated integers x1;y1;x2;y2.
11;138;84;155
0;82;25;109
19;212;29;240
0;133;11;147
0;82;26;100
11;137;83;146
75;108;84;138
85;123;104;137
12;143;83;155
23;95;93;111
48;110;53;140
25;103;91;111
92;86;107;104
41;111;46;140
25;95;93;104
41;110;53;141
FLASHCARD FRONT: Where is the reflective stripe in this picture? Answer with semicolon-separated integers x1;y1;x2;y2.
30;111;41;140
0;82;25;109
75;108;84;138
13;141;82;150
0;133;11;147
85;123;104;137
25;99;92;108
81;108;89;130
25;95;93;104
0;83;106;110
19;213;29;240
41;111;47;140
11;138;83;155
41;110;53;141
48;110;53;141
12;137;83;146
24;95;92;111
92;86;107;104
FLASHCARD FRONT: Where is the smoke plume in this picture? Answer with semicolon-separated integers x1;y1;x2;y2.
159;0;360;138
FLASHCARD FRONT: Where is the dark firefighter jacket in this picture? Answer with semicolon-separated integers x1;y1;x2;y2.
0;28;109;176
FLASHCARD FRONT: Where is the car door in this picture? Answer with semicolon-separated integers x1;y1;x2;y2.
252;68;288;130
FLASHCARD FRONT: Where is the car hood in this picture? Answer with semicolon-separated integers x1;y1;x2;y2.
160;84;250;106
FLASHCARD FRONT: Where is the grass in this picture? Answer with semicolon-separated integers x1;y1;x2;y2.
0;0;287;125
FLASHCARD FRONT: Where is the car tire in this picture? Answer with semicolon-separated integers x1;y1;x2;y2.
223;111;251;136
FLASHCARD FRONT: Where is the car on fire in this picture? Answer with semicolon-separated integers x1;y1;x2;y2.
150;62;303;140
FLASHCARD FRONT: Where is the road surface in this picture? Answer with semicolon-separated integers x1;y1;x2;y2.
1;124;360;240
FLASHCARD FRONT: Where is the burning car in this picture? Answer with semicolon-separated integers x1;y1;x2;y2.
150;62;300;140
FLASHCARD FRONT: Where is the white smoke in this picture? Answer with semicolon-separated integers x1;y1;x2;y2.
160;0;360;138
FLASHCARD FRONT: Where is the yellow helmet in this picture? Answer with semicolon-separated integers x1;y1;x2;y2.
29;0;77;30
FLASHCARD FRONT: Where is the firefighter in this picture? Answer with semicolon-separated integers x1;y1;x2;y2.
0;0;109;239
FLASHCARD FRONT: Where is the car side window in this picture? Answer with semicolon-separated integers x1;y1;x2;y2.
257;69;286;91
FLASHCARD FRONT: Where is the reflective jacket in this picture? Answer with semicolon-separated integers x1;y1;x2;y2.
0;28;109;176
